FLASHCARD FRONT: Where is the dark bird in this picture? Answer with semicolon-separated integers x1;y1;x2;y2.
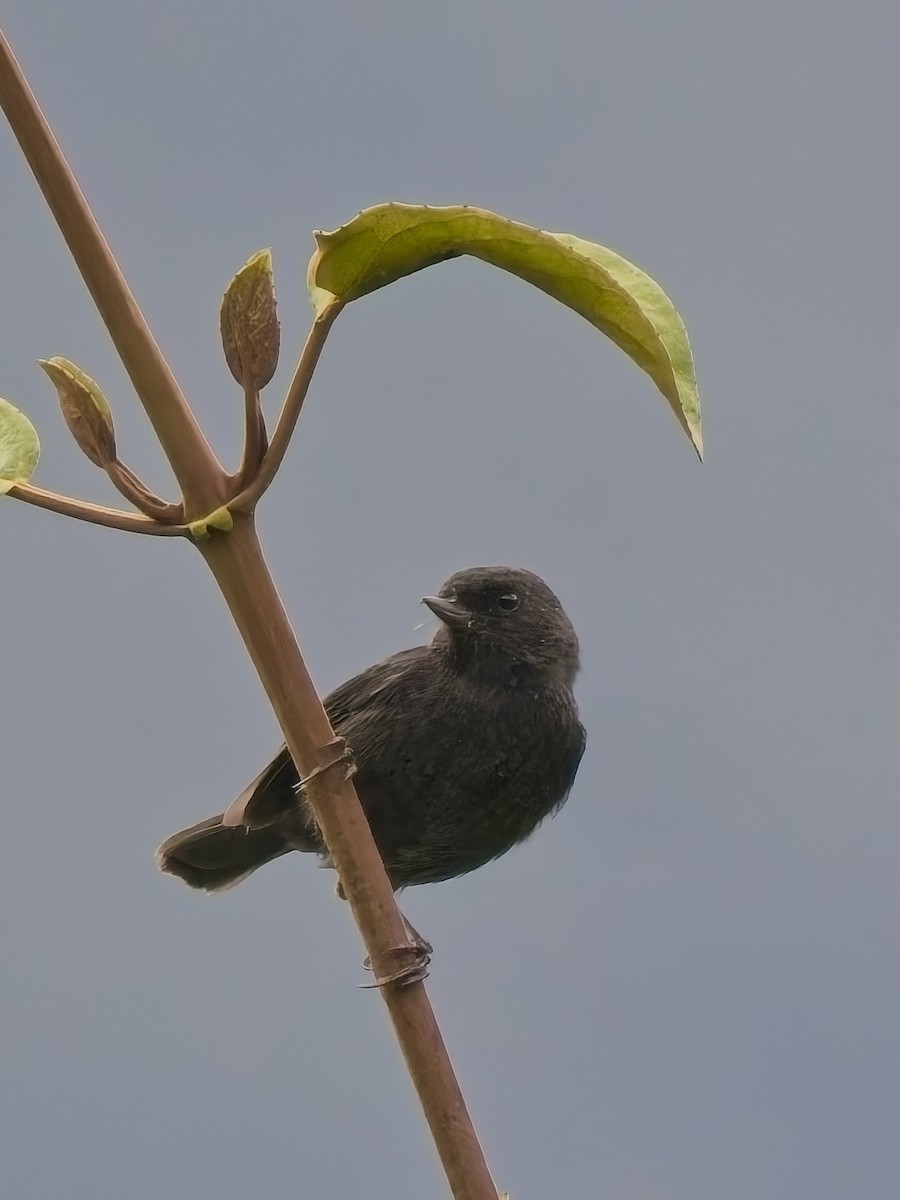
157;567;586;951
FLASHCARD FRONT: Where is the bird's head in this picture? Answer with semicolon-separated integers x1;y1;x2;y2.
423;566;580;686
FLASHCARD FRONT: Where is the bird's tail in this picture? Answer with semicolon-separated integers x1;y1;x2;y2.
156;815;292;892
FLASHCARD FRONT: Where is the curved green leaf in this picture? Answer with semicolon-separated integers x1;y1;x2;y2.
308;203;702;458
0;398;40;495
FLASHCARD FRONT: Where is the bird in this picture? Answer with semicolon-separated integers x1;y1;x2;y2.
157;566;585;976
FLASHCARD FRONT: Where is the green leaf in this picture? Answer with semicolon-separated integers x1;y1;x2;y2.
0;398;41;494
308;203;702;457
39;357;117;467
220;249;280;389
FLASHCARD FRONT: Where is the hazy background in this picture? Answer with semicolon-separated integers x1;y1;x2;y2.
2;3;899;1198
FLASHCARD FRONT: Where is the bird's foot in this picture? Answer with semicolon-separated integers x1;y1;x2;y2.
361;919;433;988
361;942;432;988
295;737;357;793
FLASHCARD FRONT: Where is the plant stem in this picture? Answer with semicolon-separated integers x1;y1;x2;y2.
105;459;184;522
201;517;498;1200
230;381;268;492
8;481;187;536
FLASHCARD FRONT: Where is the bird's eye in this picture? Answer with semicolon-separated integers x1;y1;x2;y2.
496;593;519;613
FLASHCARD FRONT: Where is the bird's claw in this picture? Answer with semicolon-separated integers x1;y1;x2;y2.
296;737;357;793
360;939;433;988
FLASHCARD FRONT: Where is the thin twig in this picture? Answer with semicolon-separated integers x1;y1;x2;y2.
8;481;187;536
229;381;268;492
105;459;184;522
230;302;341;513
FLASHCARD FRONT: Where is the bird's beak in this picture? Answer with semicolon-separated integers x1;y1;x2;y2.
421;595;468;628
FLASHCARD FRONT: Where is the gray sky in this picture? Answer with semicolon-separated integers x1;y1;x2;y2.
2;2;899;1197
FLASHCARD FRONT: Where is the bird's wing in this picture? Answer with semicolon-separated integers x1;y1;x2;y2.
323;645;431;729
222;748;297;828
222;645;431;830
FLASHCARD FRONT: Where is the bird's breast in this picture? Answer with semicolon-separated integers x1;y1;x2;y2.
348;675;580;887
